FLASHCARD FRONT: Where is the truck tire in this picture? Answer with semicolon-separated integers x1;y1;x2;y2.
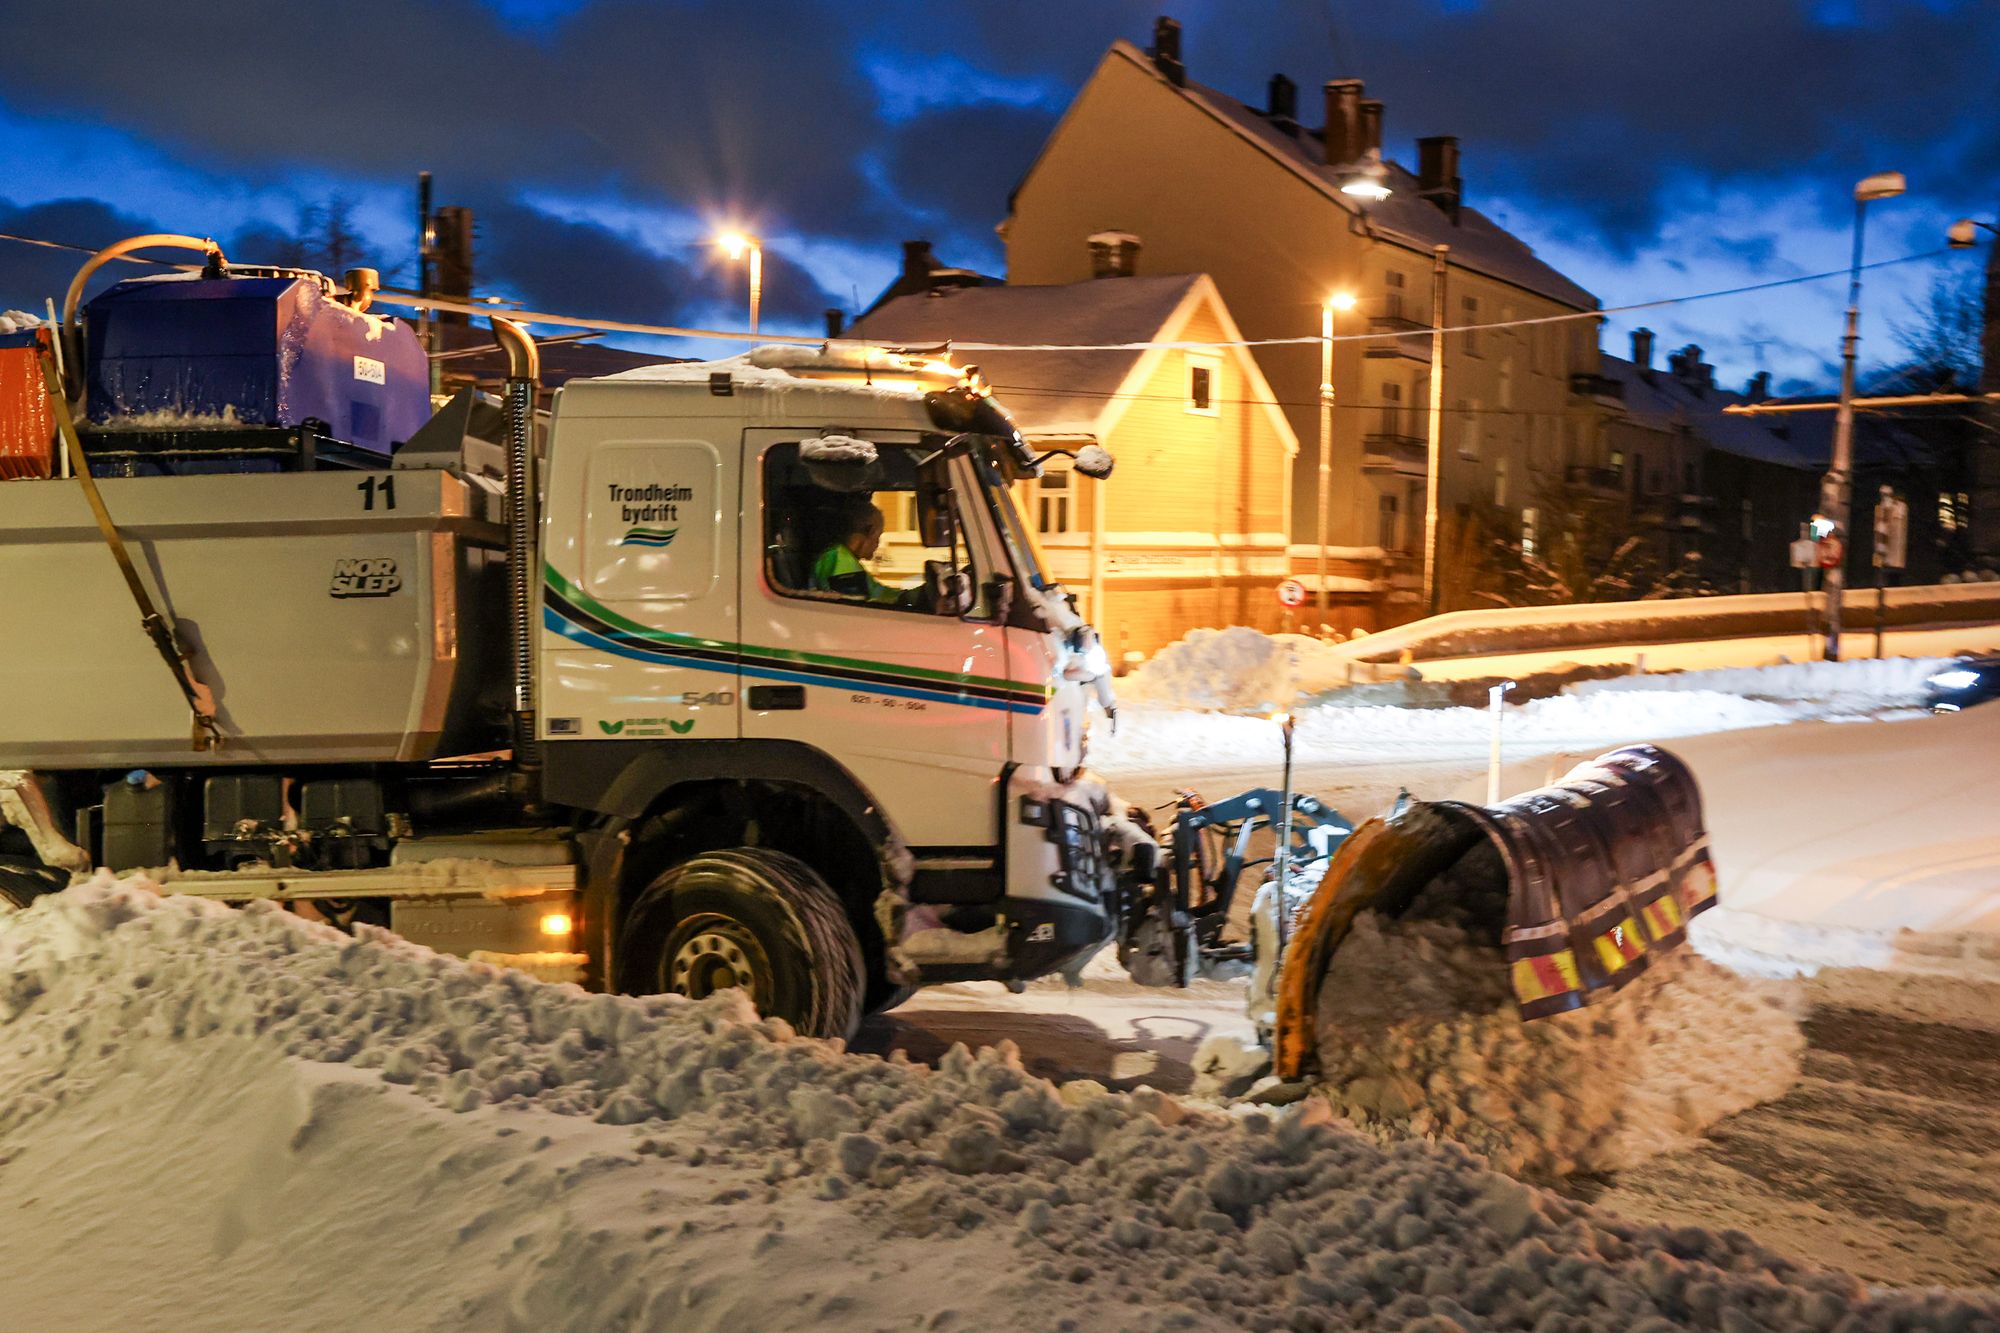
0;856;64;913
617;848;866;1042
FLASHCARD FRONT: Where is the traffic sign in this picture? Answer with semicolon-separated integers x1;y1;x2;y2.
1276;578;1307;608
1816;535;1844;569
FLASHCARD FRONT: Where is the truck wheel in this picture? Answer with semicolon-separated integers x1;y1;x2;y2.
0;856;64;913
617;848;866;1041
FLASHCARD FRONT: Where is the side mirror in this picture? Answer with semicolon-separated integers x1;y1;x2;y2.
1073;444;1115;479
925;560;973;617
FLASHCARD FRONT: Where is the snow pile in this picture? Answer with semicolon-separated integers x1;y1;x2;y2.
1073;443;1114;475
1096;688;1805;777
1569;655;1949;709
1115;626;1314;712
3;877;1994;1328
1313;914;1805;1181
0;309;42;333
798;433;879;464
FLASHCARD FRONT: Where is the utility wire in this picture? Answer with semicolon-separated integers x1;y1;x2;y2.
0;226;1951;353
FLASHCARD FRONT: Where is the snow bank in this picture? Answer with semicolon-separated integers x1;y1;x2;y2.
1569;655;1950;710
1115;626;1317;712
1096;689;1805;777
1313;914;1805;1182
3;876;1994;1328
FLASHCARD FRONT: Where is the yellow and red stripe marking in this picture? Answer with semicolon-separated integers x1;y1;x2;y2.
1511;949;1583;1007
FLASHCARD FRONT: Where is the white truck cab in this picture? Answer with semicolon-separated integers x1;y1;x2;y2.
526;349;1131;1033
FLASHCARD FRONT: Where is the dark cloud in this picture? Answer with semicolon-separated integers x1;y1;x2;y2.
470;198;844;327
0;196;173;312
0;0;1993;322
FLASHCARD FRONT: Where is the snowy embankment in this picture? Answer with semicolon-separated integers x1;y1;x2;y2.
4;879;1993;1330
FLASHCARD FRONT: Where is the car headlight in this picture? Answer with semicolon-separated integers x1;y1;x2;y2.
1928;669;1981;691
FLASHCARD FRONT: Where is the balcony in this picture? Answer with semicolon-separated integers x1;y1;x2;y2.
1363;315;1432;364
1565;464;1624;496
1362;433;1429;477
1568;371;1625;405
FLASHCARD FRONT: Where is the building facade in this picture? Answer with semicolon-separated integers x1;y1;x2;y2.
1002;21;1601;624
848;272;1306;661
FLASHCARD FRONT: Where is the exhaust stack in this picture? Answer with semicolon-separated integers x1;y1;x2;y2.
490;316;542;770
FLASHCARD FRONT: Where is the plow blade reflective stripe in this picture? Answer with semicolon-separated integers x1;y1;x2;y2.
1637;892;1686;946
1590;918;1647;978
1511;951;1585;1019
1678;856;1720;916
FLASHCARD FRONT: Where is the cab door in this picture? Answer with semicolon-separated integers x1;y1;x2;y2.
539;412;741;744
737;429;1018;848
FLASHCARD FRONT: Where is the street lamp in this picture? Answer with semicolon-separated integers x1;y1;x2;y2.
1948;217;1998;248
1820;170;1905;662
715;230;762;334
1338;149;1392;202
1317;291;1358;623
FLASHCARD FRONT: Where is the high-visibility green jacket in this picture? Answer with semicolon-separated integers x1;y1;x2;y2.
811;544;901;604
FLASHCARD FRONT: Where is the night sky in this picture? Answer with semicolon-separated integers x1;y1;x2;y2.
0;0;1992;390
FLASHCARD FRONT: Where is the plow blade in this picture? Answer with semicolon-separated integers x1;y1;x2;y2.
1271;744;1717;1082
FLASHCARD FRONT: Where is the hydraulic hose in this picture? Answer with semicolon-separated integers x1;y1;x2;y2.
61;233;226;401
491;316;542;770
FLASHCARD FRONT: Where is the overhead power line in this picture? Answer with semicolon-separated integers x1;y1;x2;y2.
0;227;1950;353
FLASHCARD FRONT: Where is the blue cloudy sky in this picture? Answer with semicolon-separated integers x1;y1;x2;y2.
0;0;1992;391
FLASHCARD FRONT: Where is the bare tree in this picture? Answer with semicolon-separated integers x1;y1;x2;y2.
1887;266;1983;391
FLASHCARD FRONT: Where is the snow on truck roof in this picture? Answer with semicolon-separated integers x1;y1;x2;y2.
599;344;957;399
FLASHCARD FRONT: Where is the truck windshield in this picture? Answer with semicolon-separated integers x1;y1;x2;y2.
973;440;1052;592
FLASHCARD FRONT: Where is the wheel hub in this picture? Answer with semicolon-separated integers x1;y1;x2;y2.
667;917;769;1005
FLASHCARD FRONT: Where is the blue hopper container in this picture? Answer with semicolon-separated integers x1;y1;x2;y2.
84;271;430;456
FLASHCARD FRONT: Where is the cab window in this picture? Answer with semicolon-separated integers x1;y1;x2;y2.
763;440;990;618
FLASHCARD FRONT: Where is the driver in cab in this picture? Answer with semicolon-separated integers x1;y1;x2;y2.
811;502;918;607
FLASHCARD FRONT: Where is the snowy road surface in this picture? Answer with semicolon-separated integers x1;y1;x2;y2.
5;878;1995;1331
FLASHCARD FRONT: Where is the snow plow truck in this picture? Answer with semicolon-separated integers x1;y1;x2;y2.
0;236;1716;1049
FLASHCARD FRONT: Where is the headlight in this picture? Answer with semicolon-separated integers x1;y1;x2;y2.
1928;669;1981;691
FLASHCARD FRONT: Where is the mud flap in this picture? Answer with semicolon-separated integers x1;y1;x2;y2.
1271;743;1717;1082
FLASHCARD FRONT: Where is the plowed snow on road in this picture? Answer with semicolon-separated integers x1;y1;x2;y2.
6;876;1994;1331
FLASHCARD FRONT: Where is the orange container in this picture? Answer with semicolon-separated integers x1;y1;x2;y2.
0;336;53;480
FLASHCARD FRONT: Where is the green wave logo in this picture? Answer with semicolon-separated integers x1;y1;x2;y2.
619;526;678;549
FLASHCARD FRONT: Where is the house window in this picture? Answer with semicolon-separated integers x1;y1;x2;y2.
1458;398;1479;459
1521;506;1539;559
1185;353;1219;415
1384;269;1406;320
1941;491;1960;533
1461;295;1481;356
1038;469;1072;535
1609;449;1625;477
1378;493;1400;551
1494;456;1509;508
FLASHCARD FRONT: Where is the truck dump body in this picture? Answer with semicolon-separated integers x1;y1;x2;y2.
0;469;507;767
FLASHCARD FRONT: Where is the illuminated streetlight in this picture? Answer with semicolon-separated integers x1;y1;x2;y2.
1820;170;1905;661
715;230;763;334
1338;150;1393;202
1316;292;1358;622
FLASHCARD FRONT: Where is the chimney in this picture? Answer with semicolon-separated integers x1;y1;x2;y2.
1151;16;1185;86
1359;99;1384;157
1087;230;1142;278
824;308;845;339
1630;326;1655;371
1746;369;1771;400
901;239;938;284
1266;73;1298;129
1416;136;1462;222
1322;79;1364;166
1669;344;1712;390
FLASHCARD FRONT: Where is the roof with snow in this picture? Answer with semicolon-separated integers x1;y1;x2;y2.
845;273;1208;435
1090;41;1599;313
1597;354;1934;473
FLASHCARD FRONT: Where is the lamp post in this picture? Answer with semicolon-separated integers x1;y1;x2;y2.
716;231;762;334
1317;291;1357;623
1423;244;1449;615
1820;171;1905;662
